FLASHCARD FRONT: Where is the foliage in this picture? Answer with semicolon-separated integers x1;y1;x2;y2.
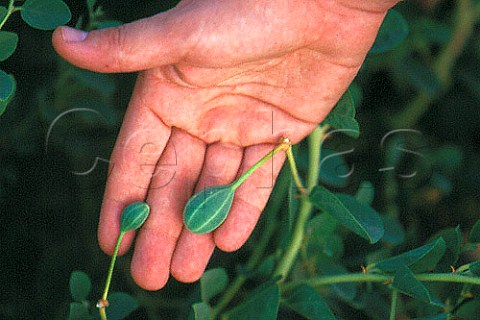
0;0;71;116
2;0;480;319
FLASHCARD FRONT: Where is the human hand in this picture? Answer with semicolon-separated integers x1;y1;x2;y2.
52;0;398;290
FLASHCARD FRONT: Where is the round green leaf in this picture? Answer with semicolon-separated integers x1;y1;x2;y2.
183;185;235;234
69;271;91;302
120;202;150;232
0;70;15;103
0;31;18;62
21;0;71;30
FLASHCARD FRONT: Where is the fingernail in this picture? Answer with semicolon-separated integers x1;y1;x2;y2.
61;26;88;42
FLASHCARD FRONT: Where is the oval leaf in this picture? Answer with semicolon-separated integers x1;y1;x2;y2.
468;219;480;243
21;0;71;30
0;31;18;62
200;268;228;303
309;185;384;244
431;226;462;271
392;264;432;304
191;302;210;320
0;70;15;104
368;237;446;273
69;271;91;302
283;285;337;320
322;89;359;138
120;202;150;232
68;302;92;320
306;214;343;259
370;9;409;54
355;181;375;205
319;148;351;187
183;185;235;234
224;280;280;320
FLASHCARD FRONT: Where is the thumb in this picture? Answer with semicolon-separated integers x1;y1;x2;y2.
52;10;194;73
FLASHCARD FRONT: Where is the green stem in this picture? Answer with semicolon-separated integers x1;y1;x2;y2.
97;230;126;320
282;272;480;292
99;308;107;320
273;126;326;280
103;231;125;300
212;169;290;318
286;146;307;195
230;139;290;190
0;0;16;30
389;289;398;320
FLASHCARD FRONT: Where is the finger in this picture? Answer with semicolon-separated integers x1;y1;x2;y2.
171;143;243;283
130;129;205;290
98;74;170;256
214;144;285;252
52;5;198;73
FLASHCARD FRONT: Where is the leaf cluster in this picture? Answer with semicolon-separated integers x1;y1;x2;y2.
0;0;71;116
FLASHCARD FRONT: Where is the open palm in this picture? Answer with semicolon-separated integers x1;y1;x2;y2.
53;0;397;290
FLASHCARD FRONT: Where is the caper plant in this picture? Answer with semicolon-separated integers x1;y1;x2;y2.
0;0;71;116
62;2;480;320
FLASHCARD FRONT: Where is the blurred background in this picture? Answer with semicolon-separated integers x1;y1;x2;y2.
1;0;480;318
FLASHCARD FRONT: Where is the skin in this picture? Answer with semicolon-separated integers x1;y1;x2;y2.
52;0;399;290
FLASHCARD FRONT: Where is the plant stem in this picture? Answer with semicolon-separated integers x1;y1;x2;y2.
391;0;477;128
282;272;480;292
285;146;307;195
389;289;398;320
273;126;326;280
0;0;16;30
230;138;290;190
103;231;125;300
97;230;126;319
99;308;107;320
212;169;290;318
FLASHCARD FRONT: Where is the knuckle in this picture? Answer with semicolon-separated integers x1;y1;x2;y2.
104;25;131;69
